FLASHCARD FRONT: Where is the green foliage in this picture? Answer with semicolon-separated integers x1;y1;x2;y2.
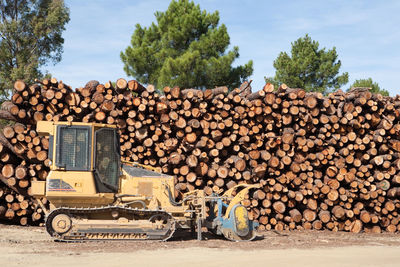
121;0;253;89
0;0;70;101
265;34;348;94
0;118;13;129
349;78;389;96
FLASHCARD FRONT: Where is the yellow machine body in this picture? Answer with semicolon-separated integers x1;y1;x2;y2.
32;121;257;241
34;121;115;208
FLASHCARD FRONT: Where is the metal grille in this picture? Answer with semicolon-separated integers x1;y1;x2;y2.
122;165;167;177
57;127;89;170
95;128;119;189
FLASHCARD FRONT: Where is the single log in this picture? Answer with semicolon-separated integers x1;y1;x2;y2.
14;80;26;92
272;201;286;214
289;209;302;223
318;210;331;224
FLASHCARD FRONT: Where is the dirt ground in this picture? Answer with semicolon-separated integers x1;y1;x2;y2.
1;224;400;267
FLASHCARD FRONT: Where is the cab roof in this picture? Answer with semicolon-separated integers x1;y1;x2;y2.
37;121;116;136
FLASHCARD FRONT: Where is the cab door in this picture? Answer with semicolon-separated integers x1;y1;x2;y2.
93;128;120;192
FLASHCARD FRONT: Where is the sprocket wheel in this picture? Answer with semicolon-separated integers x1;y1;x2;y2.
46;210;72;237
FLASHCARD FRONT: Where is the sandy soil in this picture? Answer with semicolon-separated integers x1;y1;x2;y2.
1;224;400;267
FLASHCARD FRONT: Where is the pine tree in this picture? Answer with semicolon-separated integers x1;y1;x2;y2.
265;34;348;94
121;0;253;90
0;0;70;101
350;78;389;96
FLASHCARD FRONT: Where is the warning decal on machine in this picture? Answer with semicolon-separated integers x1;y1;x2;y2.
47;179;76;191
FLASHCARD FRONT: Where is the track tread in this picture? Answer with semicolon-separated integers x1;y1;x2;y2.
46;206;176;241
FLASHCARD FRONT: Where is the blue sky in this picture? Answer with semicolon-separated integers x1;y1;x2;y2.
45;0;400;95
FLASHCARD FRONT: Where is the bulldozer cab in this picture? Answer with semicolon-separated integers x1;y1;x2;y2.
34;121;176;211
37;121;121;194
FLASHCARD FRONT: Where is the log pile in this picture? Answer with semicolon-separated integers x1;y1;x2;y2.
1;78;400;233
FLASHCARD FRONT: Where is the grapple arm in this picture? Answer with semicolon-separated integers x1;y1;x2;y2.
205;183;261;241
223;184;261;219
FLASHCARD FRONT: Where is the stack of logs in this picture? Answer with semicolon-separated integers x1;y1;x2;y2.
1;77;400;233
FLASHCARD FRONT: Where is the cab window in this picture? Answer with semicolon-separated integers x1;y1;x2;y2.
56;126;91;171
95;128;119;190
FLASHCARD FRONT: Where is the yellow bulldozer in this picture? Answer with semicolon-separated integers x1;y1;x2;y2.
31;121;260;241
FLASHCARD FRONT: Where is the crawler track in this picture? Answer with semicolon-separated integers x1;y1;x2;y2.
46;206;176;241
